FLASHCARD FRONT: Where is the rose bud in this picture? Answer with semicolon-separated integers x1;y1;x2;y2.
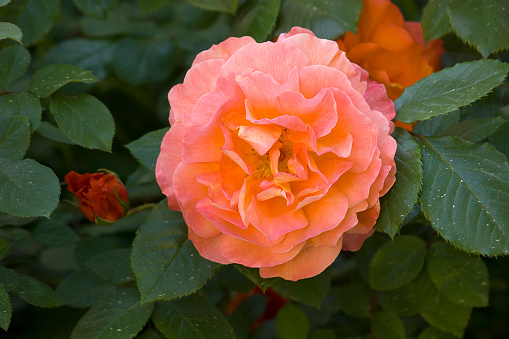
337;0;444;131
156;27;397;281
65;171;130;225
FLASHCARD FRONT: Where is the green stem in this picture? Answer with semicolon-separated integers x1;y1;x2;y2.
126;203;157;216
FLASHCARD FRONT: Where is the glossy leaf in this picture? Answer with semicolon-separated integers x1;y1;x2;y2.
420;136;509;255
0;22;21;43
277;0;362;39
131;206;220;303
73;0;118;19
49;93;114;152
125;127;169;171
234;265;279;292
395;60;509;123
489;120;509;158
0;92;42;131
0;0;59;45
0;115;30;161
448;0;509;57
421;0;452;41
427;242;489;307
11;272;59;307
70;288;153;339
376;129;422;237
29;64;98;98
0;286;11;331
0;1;10;7
138;0;169;14
231;0;281;41
271;268;331;308
0;44;30;89
36;121;75;145
153;294;235;339
56;271;117;308
0;237;10;259
185;0;238;14
378;280;422;316
413;111;460;137
443;116;505;143
41;39;117;80
85;248;134;284
372;311;405;339
416;270;471;337
113;38;175;85
276;303;309;339
369;235;427;290
0;159;60;218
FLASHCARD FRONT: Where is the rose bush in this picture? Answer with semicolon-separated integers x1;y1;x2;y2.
156;27;397;281
65;171;129;224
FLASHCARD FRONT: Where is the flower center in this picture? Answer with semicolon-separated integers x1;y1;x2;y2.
252;130;293;179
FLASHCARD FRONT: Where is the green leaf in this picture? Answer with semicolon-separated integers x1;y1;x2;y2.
376;129;422;237
0;1;11;8
218;265;255;293
421;0;452;41
138;0;169;14
56;271;117;308
0;159;60;218
0;237;10;259
276;0;363;40
369;235;426;290
489;120;509;158
112;38;175;85
0;0;59;46
426;242;489;307
41;39;116;80
12;272;59;307
276;302;309;339
79;17;157;38
125;127;169;171
32;218;78;247
0;286;11;331
420;136;509;255
271;268;331;308
0;92;42;131
131;207;220;303
85;248;134;284
0;267;19;291
309;329;335;339
153;294;235;339
74;236;123;267
443;116;505;143
184;0;238;14
0;44;30;89
36;121;75;144
228;294;266;338
416;270;471;337
29;64;98;98
413;111;460;137
73;0;118;20
231;0;281;42
418;327;457;339
234;265;279;292
0;22;21;43
448;0;509;57
378;280;422;316
39;246;78;272
395;60;509;124
0;115;30;161
371;311;405;339
70;288;154;339
336;283;372;317
49;93;114;152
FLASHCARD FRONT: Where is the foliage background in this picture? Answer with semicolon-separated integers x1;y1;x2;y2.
0;0;509;338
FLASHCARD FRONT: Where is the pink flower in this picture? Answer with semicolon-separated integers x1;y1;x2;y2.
156;27;397;281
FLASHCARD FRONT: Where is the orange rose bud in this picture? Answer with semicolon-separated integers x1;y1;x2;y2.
65;171;129;225
337;0;445;131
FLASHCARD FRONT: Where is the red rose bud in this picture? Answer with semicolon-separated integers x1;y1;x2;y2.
65;171;130;225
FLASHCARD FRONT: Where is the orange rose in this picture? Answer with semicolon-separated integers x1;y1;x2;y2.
337;0;444;131
156;27;397;281
65;171;129;224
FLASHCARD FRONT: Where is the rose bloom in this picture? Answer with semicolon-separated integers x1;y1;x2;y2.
65;171;129;224
337;0;444;130
156;27;397;281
